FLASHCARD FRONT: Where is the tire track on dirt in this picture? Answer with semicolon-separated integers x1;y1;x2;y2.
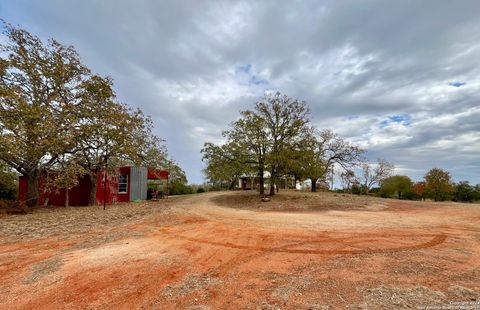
176;233;447;255
210;238;323;277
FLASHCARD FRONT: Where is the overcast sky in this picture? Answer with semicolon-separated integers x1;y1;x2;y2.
2;0;479;184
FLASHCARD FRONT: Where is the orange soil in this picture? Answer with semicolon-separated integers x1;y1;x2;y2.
0;191;479;309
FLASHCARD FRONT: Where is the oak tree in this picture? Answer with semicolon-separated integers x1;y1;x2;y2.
424;168;454;201
225;109;269;195
254;92;310;195
301;129;364;192
0;23;90;206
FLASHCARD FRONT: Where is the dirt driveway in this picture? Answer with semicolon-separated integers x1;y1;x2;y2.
1;191;479;309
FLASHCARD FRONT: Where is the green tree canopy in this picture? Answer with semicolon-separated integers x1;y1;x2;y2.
379;175;413;199
424;168;454;201
453;181;478;202
201;141;252;190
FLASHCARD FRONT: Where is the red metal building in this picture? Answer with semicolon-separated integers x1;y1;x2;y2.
18;166;169;206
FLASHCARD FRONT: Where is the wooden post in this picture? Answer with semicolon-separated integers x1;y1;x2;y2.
103;143;108;210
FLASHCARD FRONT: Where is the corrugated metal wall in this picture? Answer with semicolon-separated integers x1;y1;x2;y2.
129;166;147;201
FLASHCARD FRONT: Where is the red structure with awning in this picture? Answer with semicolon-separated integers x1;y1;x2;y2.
147;168;169;180
18;166;169;206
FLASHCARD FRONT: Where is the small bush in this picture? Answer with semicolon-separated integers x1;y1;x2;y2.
0;185;16;200
0;169;17;200
169;182;193;195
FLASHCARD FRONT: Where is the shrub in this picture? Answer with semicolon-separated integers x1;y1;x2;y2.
169;182;193;195
0;164;17;200
453;181;476;202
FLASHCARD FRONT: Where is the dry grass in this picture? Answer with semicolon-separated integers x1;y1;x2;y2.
355;285;480;309
359;285;446;309
162;274;222;298
23;255;64;284
0;199;175;244
211;190;386;211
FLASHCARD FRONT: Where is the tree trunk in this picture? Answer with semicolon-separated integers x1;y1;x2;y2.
364;184;370;195
65;189;69;207
229;178;237;190
259;167;265;195
89;173;99;206
25;172;39;207
269;169;277;196
310;177;317;192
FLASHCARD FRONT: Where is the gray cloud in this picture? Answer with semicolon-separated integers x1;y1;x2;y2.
2;0;479;183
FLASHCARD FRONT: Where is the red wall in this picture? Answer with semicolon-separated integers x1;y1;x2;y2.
18;177;27;202
94;170;120;205
19;170;121;206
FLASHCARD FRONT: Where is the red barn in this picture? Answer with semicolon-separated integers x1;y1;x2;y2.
18;166;169;206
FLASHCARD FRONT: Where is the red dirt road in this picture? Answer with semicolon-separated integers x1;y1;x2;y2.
1;191;479;309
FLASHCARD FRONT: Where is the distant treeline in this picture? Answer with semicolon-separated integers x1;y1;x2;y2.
340;168;479;203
